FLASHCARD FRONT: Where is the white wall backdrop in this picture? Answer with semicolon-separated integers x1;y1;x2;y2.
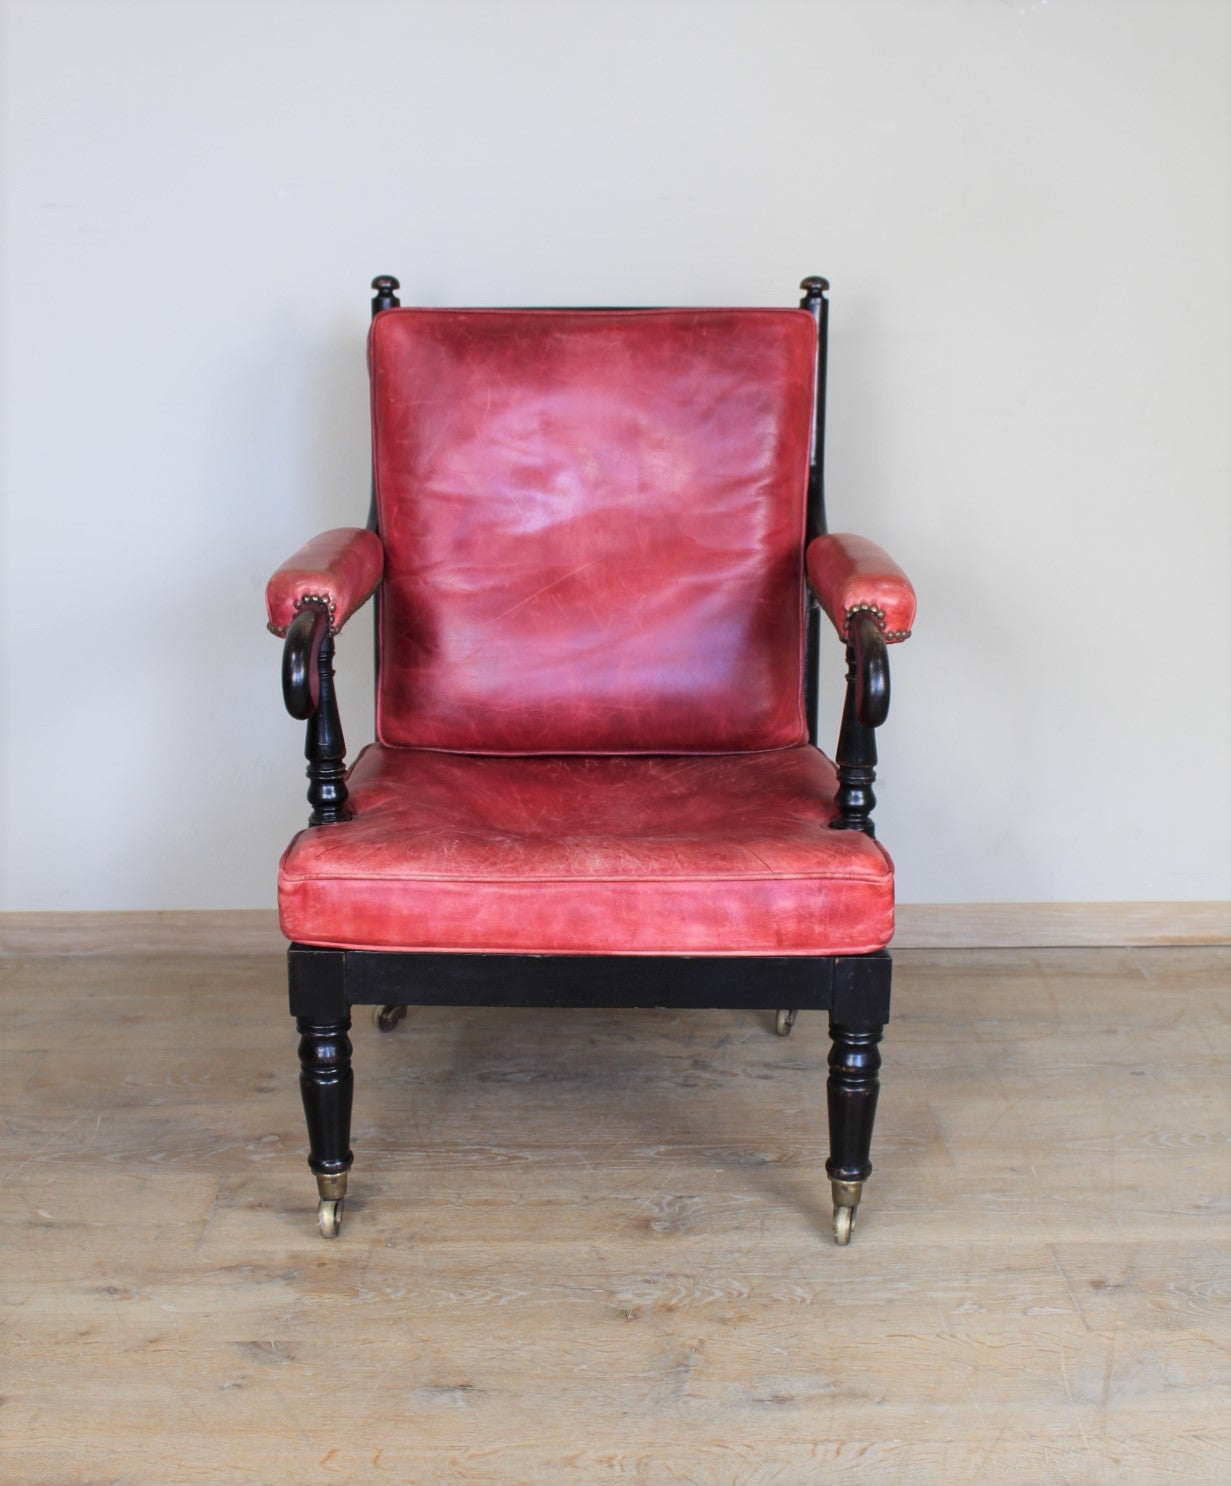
1;0;1227;910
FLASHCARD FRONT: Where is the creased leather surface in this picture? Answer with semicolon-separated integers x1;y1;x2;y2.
266;528;384;635
805;533;916;641
369;309;816;753
279;745;895;954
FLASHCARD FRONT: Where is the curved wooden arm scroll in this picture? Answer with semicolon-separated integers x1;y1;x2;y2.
836;612;894;836
282;606;330;720
849;611;889;729
280;602;352;825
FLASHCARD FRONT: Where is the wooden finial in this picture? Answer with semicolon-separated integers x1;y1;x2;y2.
799;275;830;305
370;275;401;316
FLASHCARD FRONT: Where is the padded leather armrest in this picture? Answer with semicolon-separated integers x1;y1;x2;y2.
266;528;384;636
806;533;916;643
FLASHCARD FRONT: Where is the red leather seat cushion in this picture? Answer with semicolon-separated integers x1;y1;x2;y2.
369;308;816;754
278;746;894;955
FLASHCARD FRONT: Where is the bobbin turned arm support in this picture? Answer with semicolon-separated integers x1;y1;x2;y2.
806;535;915;835
267;528;382;826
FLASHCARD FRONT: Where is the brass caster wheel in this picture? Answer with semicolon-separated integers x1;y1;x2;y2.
830;1177;862;1246
775;1009;798;1037
318;1197;344;1239
373;1004;407;1032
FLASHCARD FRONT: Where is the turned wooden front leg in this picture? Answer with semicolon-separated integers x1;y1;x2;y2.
297;1016;354;1201
826;1021;882;1184
825;1019;883;1243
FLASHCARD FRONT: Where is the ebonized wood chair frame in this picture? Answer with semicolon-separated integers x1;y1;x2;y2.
280;275;896;1245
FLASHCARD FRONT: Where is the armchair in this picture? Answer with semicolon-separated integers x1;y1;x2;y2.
267;275;915;1244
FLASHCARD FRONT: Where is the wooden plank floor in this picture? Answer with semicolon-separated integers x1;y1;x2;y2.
1;947;1228;1483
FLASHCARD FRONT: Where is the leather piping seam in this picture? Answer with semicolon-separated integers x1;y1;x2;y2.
284;873;889;883
280;938;894;957
280;863;893;886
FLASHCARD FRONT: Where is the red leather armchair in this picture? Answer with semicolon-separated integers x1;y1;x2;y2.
268;275;915;1243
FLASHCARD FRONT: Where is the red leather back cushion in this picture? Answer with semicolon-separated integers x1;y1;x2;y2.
369;308;815;753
